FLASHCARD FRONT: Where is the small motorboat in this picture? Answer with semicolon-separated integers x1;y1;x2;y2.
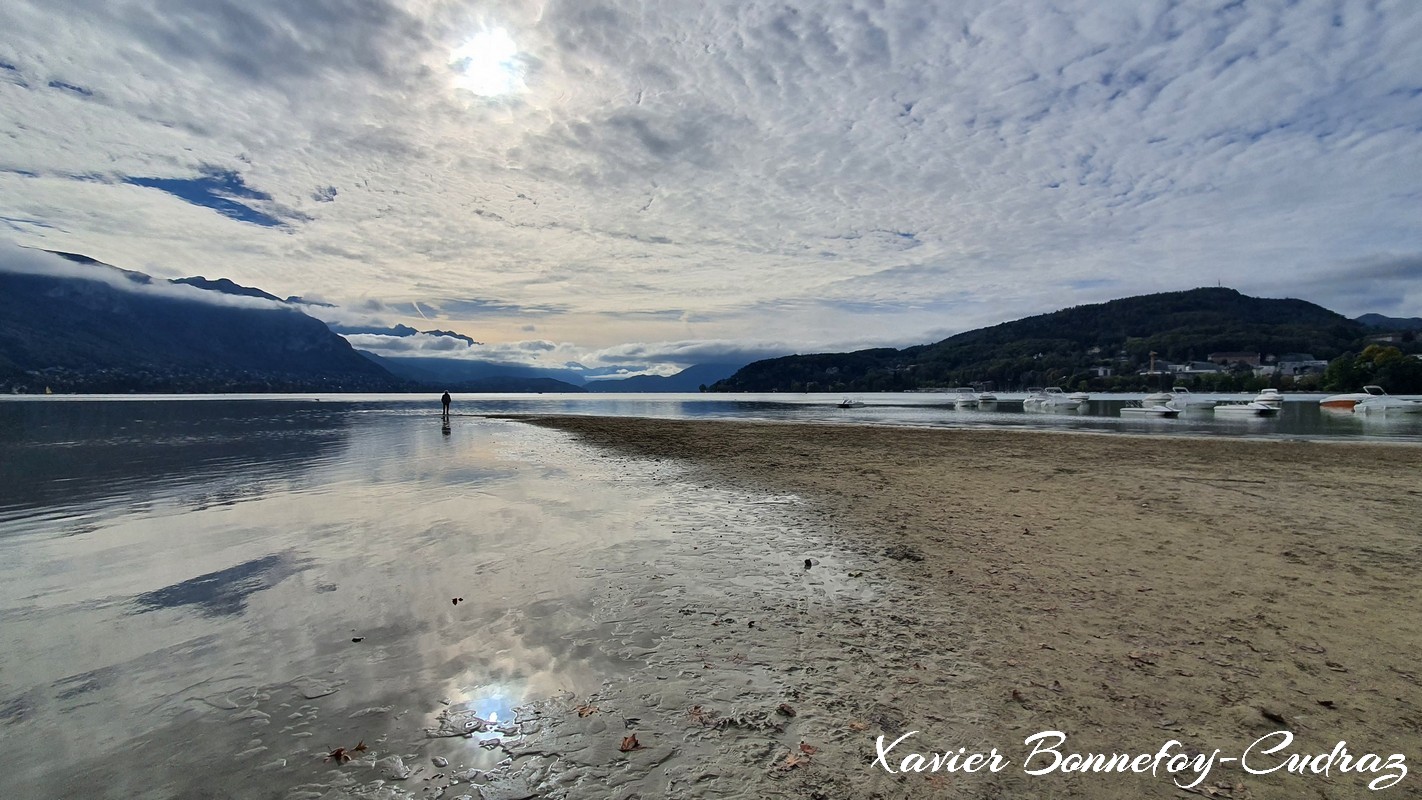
1022;387;1081;411
1252;388;1284;407
1119;402;1179;418
1214;401;1278;417
976;391;999;404
1320;385;1421;414
1160;387;1217;411
1319;389;1373;411
837;397;866;409
951;387;979;409
1352;386;1422;414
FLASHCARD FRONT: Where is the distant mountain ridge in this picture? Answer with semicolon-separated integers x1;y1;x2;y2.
14;255;1400;396
357;352;584;393
713;288;1371;393
1;252;403;393
171;275;284;302
0;248;727;394
327;323;482;345
1357;313;1422;331
583;363;746;392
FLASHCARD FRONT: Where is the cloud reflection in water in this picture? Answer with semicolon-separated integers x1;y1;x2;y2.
131;552;308;617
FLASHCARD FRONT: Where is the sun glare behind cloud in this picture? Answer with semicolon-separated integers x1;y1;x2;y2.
449;28;524;97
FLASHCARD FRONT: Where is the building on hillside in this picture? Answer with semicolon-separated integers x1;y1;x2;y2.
1208;351;1261;366
1276;359;1330;376
1173;361;1225;374
1139;361;1178;376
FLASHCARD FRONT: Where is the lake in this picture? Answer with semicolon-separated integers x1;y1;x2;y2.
0;398;880;799
8;390;1422;443
0;394;1417;798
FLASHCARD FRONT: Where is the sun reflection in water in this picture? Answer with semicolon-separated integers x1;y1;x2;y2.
446;678;522;744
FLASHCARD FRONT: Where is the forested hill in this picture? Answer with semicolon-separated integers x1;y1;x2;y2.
0;256;404;393
711;288;1370;393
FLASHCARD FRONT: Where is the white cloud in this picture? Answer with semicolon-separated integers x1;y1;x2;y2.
342;331;473;355
0;240;294;311
2;0;1419;362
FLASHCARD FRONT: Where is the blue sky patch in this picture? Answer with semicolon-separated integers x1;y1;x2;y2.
1064;278;1119;291
47;79;92;96
123;167;286;227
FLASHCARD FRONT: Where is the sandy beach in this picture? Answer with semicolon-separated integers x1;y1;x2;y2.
521;415;1422;799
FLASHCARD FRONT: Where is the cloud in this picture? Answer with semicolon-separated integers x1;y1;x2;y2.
0;0;1419;359
0;240;295;311
1281;253;1422;315
342;331;475;355
580;339;796;366
430;297;568;316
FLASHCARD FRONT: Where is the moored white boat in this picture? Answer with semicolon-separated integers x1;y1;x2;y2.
951;387;979;408
1163;386;1217;411
976;392;998;404
837;397;865;408
1253;388;1284;407
1214;401;1278;417
1068;391;1090;403
1119;402;1179;418
1022;387;1081;411
1351;386;1422;414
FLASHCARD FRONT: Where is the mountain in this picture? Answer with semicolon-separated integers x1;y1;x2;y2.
327;323;481;345
171;275;284;302
1357;313;1422;331
583;362;747;392
452;376;584;393
0;254;404;393
358;352;585;392
712;288;1368;393
421;329;480;346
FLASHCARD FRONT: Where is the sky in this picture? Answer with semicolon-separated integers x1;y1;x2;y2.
1;0;1420;374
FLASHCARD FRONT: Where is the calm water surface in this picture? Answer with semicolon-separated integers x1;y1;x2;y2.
0;400;745;797
8;390;1422;442
0;394;1417;798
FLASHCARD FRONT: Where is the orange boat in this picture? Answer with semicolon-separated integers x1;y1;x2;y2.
1319;385;1386;411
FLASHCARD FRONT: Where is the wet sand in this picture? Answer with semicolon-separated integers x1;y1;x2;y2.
520;416;1422;799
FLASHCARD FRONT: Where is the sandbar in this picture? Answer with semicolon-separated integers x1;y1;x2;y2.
521;416;1422;799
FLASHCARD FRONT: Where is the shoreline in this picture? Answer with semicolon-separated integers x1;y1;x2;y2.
517;415;1422;799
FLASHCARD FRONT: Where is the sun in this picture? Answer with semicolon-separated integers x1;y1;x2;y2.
449;28;524;97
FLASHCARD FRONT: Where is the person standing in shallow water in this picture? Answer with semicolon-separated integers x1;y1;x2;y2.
441;391;451;419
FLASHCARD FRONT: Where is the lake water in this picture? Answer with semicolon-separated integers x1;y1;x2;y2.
0;394;1417;798
0;398;894;799
10;390;1418;442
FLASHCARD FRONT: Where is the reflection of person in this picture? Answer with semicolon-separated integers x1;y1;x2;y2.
441;391;451;418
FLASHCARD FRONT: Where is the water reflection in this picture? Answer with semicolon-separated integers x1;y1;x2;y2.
132;552;309;617
0;400;353;531
7;392;1421;443
0;395;1416;798
0;405;676;798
